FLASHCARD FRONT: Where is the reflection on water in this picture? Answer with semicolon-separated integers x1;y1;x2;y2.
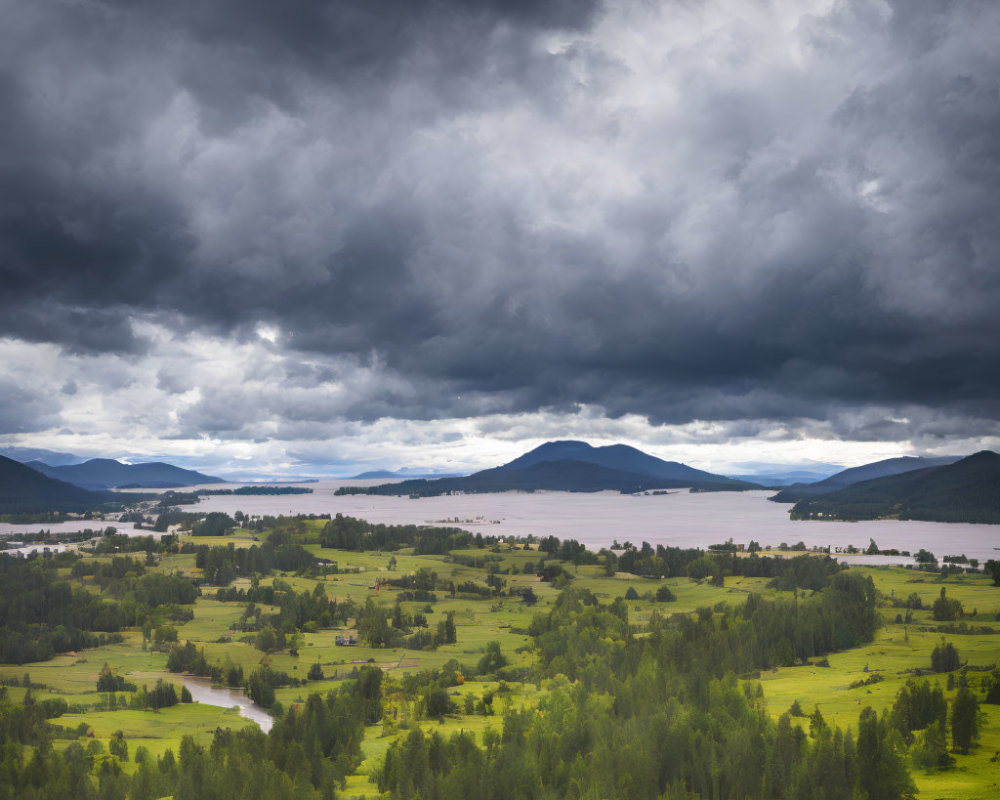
182;678;273;733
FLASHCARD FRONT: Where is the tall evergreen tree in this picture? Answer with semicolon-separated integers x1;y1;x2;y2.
855;707;915;800
950;684;980;754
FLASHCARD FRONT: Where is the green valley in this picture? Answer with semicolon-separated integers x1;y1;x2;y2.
2;513;999;799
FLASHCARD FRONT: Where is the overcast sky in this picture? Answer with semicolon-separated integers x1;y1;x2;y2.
1;0;999;477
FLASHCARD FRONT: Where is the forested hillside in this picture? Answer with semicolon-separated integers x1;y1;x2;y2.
791;451;1000;523
0;455;111;514
771;455;961;503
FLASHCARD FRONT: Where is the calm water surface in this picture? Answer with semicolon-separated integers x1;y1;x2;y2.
8;484;993;564
189;483;1000;565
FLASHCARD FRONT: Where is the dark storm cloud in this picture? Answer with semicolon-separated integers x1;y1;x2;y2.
0;378;61;434
2;0;1000;442
3;307;149;355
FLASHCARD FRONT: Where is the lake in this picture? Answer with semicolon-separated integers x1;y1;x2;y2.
186;483;999;565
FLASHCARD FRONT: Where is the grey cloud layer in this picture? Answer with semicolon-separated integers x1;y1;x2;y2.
1;0;999;442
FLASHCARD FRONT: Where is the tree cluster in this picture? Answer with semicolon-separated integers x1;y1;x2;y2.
0;556;127;663
196;536;315;585
319;514;482;554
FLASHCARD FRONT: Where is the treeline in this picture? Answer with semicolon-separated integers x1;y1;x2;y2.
0;556;127;663
319;514;488;554
457;546;839;597
538;535;597;565
167;642;308;698
199;486;314;495
93;676;186;712
0;511;78;524
613;543;844;589
89;532;177;554
0;527;116;547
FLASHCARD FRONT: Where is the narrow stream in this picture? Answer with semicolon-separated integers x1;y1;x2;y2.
181;678;274;733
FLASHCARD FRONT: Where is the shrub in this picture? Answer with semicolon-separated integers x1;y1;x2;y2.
932;588;963;621
655;585;676;602
477;641;507;675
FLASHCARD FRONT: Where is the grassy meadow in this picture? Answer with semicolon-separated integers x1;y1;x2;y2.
3;526;999;798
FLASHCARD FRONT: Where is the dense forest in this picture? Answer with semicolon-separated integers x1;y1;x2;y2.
0;556;127;663
375;574;906;800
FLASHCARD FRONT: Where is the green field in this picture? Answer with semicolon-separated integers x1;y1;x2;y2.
3;531;999;799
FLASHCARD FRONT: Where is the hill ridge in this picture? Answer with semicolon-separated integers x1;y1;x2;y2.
28;458;224;491
0;455;113;514
770;455;962;502
336;441;761;497
789;451;1000;524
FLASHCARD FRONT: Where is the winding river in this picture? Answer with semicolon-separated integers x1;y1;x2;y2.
181;678;273;733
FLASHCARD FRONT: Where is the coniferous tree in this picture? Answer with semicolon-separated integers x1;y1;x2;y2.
950;683;980;754
109;730;129;761
855;707;915;800
356;666;383;723
930;640;960;672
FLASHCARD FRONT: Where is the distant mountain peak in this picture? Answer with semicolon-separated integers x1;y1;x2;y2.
0;455;111;513
26;457;224;490
770;454;963;503
348;467;465;480
0;445;87;467
500;440;731;484
339;440;761;497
